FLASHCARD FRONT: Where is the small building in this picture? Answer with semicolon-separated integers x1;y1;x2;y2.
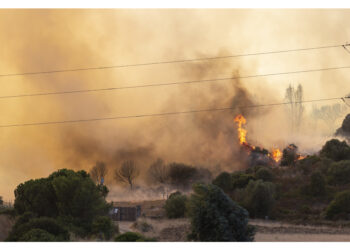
109;205;141;221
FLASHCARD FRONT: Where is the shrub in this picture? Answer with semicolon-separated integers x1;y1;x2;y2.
164;192;187;218
326;190;350;220
320;139;350;162
281;144;298;167
231;172;255;189
168;163;198;188
242;180;275;218
255;167;274;182
212;172;233;193
6;217;69;241
114;232;156;242
19;229;56;242
309;172;326;196
91;216;115;240
327;160;350;185
187;183;255;241
133;220;153;232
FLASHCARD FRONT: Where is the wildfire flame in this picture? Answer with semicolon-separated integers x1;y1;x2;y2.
234;114;247;145
271;148;282;162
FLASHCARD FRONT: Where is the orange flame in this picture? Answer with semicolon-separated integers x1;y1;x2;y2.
234;114;247;145
271;148;282;162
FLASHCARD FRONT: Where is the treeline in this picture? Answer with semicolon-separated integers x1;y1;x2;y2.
90;159;212;190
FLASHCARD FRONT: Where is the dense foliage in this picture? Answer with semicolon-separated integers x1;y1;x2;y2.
12;169;111;238
326;191;350;220
187;183;255;242
241;180;276;218
164;191;188;218
320;139;350;162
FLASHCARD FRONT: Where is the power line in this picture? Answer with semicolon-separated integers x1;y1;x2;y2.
1;65;350;99
0;97;344;128
0;43;347;78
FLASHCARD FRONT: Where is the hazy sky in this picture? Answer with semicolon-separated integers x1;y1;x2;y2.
0;9;350;200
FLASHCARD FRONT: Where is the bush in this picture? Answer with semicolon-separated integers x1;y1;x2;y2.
281;144;298;167
255;168;274;182
231;172;255;189
242;180;275;218
164;191;187;218
19;229;56;242
326;190;350;220
320;139;350;162
187;183;255;241
212;172;233;193
114;232;156;242
133;220;153;232
13;169;110;236
7;217;70;241
327;160;350;185
91;216;115;240
309;172;326;196
168;163;198;188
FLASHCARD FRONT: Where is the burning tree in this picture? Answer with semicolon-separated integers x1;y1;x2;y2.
89;161;108;184
284;84;304;134
114;160;139;190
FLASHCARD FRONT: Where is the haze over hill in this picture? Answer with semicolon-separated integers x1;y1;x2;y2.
1;9;350;200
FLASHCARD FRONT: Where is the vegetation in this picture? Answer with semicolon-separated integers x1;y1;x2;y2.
7;216;70;241
320;139;350;161
326;191;350;220
241;180;276;218
187;183;255;242
168;163;198;188
164;191;188;218
114;160;139;189
91;216;116;240
148;158;169;185
327;160;350;185
212;172;233;193
11;169;112;239
114;232;156;242
255;167;274;182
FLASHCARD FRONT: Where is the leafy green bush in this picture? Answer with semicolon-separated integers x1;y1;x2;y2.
242;180;275;218
212;172;233;193
231;172;255;189
320;139;350;162
255;167;274;182
164;191;187;218
114;232;156;242
91;216;115;240
19;229;56;242
13;169;110;236
327;160;350;185
187;183;255;242
6;217;69;241
326;190;350;220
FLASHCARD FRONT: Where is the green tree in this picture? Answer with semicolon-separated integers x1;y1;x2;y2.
19;229;56;242
320;139;350;162
212;172;233;193
13;169;110;237
7;217;70;241
327;160;350;185
242;180;275;218
91;216;115;240
164;191;188;218
187;183;255;241
326;190;350;220
231;172;255;189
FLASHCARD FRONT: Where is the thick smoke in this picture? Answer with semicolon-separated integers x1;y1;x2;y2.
1;9;350;200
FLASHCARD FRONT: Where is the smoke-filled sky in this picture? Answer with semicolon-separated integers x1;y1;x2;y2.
1;9;350;201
